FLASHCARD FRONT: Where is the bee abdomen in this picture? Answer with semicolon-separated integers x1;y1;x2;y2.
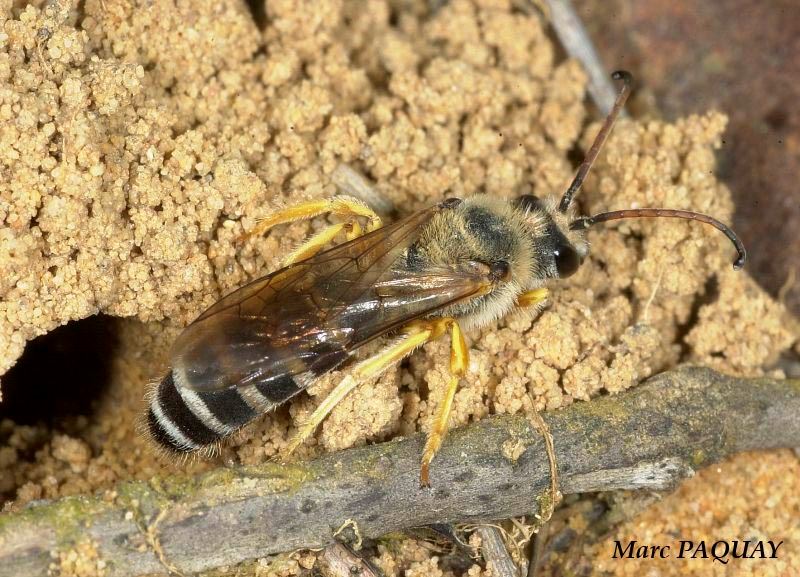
148;369;282;452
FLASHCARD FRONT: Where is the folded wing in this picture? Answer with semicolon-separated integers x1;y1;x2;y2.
172;204;490;392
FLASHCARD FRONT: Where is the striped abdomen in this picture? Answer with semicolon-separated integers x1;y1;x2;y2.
147;366;304;452
145;285;353;453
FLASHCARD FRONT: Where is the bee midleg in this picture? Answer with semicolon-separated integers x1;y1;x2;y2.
517;287;549;308
281;329;434;459
242;195;382;242
419;317;468;487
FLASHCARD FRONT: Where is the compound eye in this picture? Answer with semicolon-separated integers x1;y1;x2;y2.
554;243;581;278
516;194;543;212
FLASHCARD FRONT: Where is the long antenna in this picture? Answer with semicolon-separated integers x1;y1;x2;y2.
570;208;747;270
559;70;633;213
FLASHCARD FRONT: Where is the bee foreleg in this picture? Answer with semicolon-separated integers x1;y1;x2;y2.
419;318;468;487
281;329;434;460
517;287;549;309
241;195;382;243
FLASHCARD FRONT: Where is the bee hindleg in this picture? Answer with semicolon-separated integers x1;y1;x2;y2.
419;317;468;487
281;329;434;459
517;287;549;308
282;221;349;265
241;195;382;242
281;217;374;265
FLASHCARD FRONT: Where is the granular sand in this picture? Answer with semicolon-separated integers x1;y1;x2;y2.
0;0;797;575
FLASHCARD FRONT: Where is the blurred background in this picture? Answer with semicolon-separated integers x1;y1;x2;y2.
568;0;800;316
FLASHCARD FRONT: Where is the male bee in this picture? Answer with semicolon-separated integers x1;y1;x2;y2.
146;71;745;485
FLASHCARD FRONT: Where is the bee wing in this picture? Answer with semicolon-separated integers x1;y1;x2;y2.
172;204;490;393
192;203;441;324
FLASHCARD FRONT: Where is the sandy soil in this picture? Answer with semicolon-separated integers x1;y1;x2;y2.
0;0;796;575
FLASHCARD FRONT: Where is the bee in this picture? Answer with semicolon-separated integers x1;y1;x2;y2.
146;71;745;485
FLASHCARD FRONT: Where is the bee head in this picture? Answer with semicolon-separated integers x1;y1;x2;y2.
509;70;744;287
515;194;588;279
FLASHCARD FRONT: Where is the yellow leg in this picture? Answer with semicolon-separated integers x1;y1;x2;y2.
345;220;362;241
281;329;434;459
282;222;349;265
517;287;549;308
420;318;468;487
242;195;382;242
281;315;469;488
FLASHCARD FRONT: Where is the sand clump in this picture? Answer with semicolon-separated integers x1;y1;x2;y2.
0;0;797;575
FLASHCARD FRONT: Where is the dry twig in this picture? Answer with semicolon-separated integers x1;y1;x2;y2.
332;164;395;216
1;367;798;577
477;526;520;577
540;0;620;114
318;543;382;577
